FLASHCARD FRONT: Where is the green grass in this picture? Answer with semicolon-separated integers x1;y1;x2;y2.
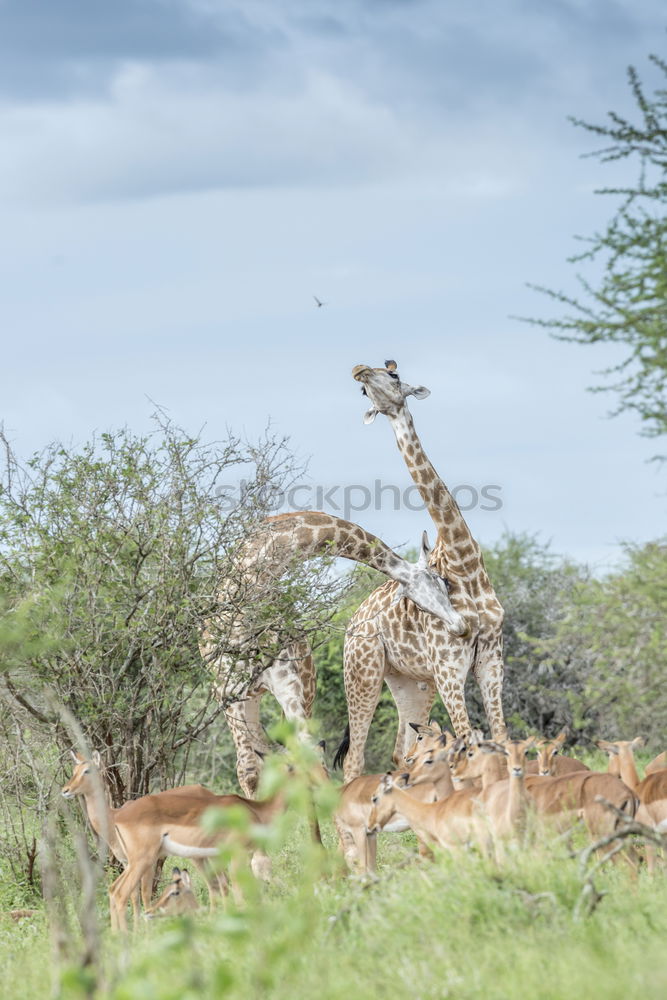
2;817;667;1000
1;746;664;1000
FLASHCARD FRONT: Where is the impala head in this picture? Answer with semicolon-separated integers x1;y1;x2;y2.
446;730;487;783
396;532;468;636
404;733;456;786
536;729;568;776
595;737;645;777
501;738;536;778
367;773;400;833
144;868;198;919
352;360;430;423
452;736;535;780
404;719;452;765
61;750;103;799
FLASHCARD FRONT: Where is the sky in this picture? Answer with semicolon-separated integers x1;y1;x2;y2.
0;0;665;570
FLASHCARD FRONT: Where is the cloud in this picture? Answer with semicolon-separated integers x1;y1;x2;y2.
0;0;662;203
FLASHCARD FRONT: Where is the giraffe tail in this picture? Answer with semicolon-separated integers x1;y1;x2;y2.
332;724;350;771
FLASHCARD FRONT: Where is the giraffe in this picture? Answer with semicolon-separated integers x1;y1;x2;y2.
200;510;464;795
336;361;507;782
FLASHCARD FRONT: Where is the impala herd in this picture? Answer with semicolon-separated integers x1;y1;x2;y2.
60;725;667;928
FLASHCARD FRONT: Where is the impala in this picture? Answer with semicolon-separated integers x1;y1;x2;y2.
144;867;199;918
597;737;667;837
367;772;468;852
62;751;223;920
645;751;667;775
403;720;452;765
533;731;590;777
365;738;536;855
64;750;325;931
335;731;456;874
448;736;636;843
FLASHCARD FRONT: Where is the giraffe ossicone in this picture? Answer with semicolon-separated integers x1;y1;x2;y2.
353;362;431;424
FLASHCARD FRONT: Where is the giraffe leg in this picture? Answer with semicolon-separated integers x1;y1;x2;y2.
342;633;386;783
432;645;474;737
226;692;271;797
383;671;437;767
473;638;507;741
262;644;312;724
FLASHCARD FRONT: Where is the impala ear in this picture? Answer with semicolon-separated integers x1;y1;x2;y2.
70;749;82;762
429;720;442;734
92;750;102;768
555;729;568;745
596;740;618;756
363;407;378;424
172;867;182;878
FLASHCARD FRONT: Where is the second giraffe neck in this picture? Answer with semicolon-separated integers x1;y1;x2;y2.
388;408;493;590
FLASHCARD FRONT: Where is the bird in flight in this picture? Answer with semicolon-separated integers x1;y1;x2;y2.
313;295;327;308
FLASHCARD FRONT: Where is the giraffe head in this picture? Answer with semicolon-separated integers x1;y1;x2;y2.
352;361;430;423
397;531;468;635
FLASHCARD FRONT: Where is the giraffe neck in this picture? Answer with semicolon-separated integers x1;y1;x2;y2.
387;408;492;594
247;512;414;585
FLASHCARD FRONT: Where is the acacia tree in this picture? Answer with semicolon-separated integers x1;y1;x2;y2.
533;539;667;743
0;417;344;806
528;52;667;447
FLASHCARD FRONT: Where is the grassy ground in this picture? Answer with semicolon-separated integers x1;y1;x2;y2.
1;749;665;1000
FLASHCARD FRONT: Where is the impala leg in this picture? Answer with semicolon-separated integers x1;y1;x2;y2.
365;830;378;875
334;816;358;873
192;859;229;910
140;868;154;911
111;854;158;933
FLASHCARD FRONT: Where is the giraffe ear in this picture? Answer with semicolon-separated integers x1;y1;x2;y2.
363;407;378;424
403;383;430;401
417;531;432;568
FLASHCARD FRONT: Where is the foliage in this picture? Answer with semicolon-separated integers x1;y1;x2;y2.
469;533;588;736
315;534;591;757
535;539;667;743
315;533;667;750
526;52;667;446
3;802;667;1000
0;418;343;805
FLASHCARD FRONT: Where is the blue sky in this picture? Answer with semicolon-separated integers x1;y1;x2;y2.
0;0;665;568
